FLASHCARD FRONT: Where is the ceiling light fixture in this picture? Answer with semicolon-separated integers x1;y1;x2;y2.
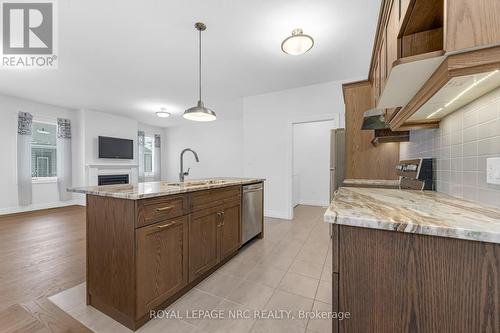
156;108;171;118
426;69;499;119
281;28;314;55
183;22;216;122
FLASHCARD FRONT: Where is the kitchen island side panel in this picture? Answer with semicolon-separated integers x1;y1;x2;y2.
86;194;137;328
339;225;500;332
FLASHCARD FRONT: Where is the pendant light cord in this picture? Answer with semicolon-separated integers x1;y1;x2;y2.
199;28;202;102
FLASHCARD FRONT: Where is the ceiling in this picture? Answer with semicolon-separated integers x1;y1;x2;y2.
0;0;381;127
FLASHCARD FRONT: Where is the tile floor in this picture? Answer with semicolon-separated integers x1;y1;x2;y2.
49;205;332;333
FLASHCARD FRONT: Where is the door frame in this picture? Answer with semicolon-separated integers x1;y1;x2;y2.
287;114;340;220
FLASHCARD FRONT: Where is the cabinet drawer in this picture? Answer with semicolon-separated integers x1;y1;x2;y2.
189;186;241;212
137;195;188;228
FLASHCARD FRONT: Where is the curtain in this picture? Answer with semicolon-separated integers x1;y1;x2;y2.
138;131;145;182
17;112;33;206
154;134;161;181
57;118;72;201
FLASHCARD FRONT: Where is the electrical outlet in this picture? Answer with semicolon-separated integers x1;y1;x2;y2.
487;158;500;185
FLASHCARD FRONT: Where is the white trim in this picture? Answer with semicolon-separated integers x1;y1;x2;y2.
32;176;58;184
0;199;83;216
296;200;330;207
264;209;292;220
286;114;340;220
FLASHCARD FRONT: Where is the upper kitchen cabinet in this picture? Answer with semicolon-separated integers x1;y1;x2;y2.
390;46;500;129
369;0;500;130
445;0;500;52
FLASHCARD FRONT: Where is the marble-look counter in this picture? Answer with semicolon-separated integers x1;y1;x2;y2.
325;187;500;244
68;177;264;200
342;179;400;188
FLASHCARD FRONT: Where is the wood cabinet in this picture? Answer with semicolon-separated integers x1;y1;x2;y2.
445;0;500;52
219;202;241;260
189;199;241;282
189;206;221;281
350;0;500;132
342;81;400;180
136;216;188;318
332;225;500;332
86;183;250;331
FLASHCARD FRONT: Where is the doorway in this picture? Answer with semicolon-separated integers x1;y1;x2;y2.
292;119;337;209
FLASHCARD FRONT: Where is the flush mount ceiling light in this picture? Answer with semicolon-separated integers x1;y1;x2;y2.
156;108;171;118
183;22;216;122
281;28;314;55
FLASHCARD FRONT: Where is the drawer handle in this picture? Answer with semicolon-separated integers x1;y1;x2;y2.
157;221;177;229
156;206;174;212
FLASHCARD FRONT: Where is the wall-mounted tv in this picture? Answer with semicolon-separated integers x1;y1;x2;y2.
98;136;134;159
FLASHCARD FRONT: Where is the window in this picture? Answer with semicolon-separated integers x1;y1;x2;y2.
31;122;57;182
144;136;154;176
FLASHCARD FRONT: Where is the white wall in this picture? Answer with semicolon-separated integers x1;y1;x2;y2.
163;119;244;182
81;109;139;167
0;94;79;213
243;80;348;219
293;120;336;207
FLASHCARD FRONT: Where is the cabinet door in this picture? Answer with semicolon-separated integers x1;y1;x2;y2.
189;207;220;282
386;0;399;75
136;216;188;318
219;202;241;261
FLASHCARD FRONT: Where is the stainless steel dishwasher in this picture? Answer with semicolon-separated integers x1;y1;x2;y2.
242;183;263;244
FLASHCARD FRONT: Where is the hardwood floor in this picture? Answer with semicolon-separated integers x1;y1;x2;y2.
0;205;87;331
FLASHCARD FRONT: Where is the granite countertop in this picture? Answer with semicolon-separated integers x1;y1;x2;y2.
342;179;400;188
324;187;500;244
68;177;265;200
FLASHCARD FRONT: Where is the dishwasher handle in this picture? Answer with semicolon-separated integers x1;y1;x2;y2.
243;183;263;192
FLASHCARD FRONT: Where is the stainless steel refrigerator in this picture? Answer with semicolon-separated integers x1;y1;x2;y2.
330;128;346;202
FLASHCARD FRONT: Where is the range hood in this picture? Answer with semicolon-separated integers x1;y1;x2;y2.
361;108;389;130
362;108;409;145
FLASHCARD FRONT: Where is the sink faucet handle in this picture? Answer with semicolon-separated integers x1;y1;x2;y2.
184;168;191;176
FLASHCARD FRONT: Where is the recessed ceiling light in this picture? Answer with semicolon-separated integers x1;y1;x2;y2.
281;28;314;55
156;108;171;118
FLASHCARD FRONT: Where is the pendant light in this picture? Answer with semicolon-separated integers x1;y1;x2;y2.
183;22;216;122
281;28;314;55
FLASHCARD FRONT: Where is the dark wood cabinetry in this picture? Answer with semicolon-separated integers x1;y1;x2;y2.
136;216;188;319
86;183;250;330
332;225;500;332
189;206;221;282
219;202;241;260
189;198;241;282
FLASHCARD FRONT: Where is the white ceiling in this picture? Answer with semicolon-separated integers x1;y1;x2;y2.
0;0;381;127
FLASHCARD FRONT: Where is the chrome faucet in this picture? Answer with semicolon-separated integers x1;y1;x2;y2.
179;148;199;182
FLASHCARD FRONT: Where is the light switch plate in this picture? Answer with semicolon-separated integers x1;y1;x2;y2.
487;158;500;185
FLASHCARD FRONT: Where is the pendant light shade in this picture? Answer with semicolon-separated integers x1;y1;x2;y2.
183;22;216;122
281;28;314;55
183;100;216;121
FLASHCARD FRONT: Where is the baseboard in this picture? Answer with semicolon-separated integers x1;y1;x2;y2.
297;200;330;207
0;199;84;216
264;210;292;220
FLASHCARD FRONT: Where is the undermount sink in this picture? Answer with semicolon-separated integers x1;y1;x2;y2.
164;179;227;187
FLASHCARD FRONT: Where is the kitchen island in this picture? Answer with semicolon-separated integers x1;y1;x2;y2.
325;187;500;333
69;178;264;330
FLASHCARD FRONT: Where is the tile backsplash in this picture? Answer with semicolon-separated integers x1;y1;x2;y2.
400;87;500;208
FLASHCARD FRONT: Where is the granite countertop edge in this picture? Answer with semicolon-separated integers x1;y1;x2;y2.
68;178;265;200
324;187;500;244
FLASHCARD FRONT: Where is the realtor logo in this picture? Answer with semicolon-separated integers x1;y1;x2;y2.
1;0;57;68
